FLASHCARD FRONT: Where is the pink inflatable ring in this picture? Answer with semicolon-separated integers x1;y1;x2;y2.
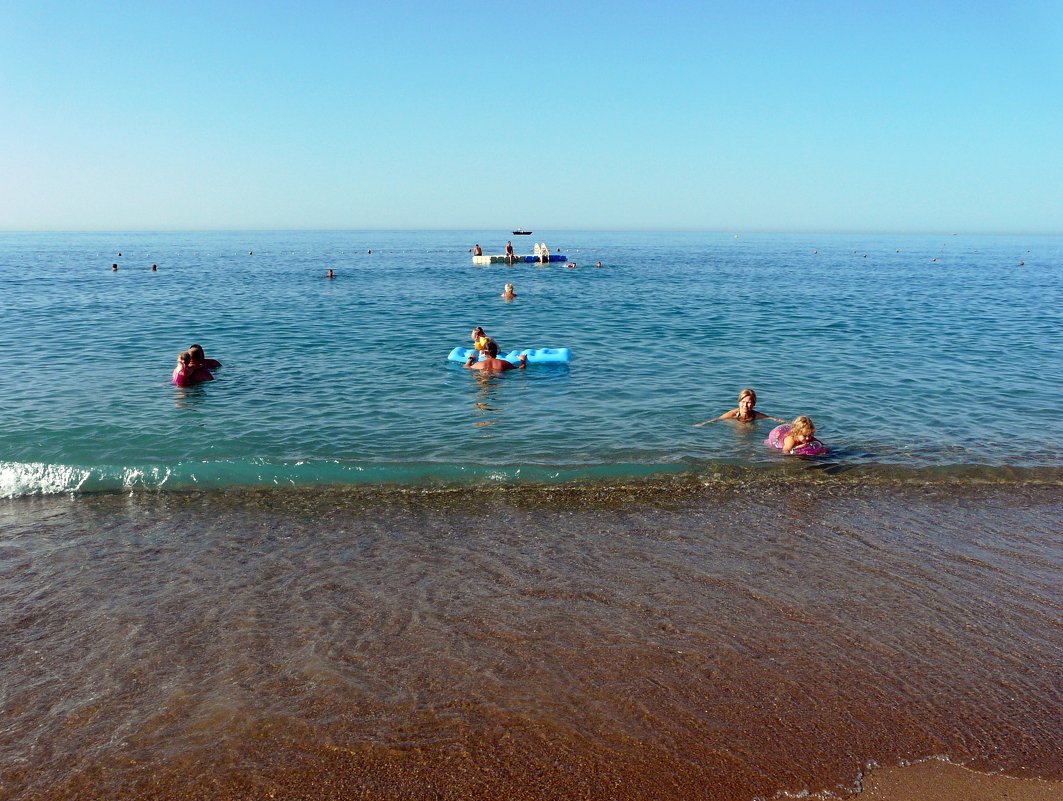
765;424;829;457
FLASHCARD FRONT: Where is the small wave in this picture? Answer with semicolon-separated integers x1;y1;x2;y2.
0;461;92;498
2;458;1062;500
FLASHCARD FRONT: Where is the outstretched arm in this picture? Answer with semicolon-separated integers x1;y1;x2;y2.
694;409;736;427
518;354;527;369
464;353;477;369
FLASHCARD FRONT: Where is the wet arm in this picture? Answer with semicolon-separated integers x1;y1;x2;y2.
694;409;736;427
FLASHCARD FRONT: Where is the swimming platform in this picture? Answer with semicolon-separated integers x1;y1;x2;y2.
473;254;568;265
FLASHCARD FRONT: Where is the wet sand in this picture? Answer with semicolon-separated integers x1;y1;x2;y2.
1;479;1060;800
858;759;1063;801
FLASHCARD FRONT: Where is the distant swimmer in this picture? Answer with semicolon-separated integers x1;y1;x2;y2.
596;261;602;268
249;251;253;256
151;264;158;271
188;343;221;370
501;283;516;299
172;351;213;387
474;243;483;256
464;341;526;372
694;388;784;427
326;269;335;278
368;249;372;255
111;263;118;271
566;263;576;269
1018;260;1025;266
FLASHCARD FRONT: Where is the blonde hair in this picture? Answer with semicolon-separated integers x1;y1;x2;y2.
790;416;815;439
504;284;514;291
738;388;757;405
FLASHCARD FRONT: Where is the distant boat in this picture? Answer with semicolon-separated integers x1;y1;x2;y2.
512;229;532;235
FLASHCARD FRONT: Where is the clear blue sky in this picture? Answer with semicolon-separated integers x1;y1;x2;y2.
2;1;1060;233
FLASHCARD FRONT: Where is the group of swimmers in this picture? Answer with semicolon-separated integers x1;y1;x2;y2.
694;388;825;457
171;344;222;387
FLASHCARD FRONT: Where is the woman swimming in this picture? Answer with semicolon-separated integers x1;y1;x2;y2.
694;388;784;426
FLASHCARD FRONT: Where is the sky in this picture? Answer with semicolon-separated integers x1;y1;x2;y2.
1;1;1061;233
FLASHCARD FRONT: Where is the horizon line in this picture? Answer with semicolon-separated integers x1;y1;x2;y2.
1;227;1060;237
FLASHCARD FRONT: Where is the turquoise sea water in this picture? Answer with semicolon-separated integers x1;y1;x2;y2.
1;230;1060;496
3;230;1062;800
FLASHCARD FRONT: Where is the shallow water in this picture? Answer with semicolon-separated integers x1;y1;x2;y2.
1;230;1061;496
1;481;1061;800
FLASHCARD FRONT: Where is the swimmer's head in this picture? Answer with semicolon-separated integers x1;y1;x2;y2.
485;341;499;358
790;416;815;442
188;344;205;365
177;351;191;367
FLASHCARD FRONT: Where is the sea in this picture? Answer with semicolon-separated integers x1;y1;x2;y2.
1;230;1060;800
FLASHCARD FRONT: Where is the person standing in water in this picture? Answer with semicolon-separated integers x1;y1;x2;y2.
464;341;526;372
188;344;221;370
694;388;784;426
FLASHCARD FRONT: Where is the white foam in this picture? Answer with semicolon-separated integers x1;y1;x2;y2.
0;461;91;498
